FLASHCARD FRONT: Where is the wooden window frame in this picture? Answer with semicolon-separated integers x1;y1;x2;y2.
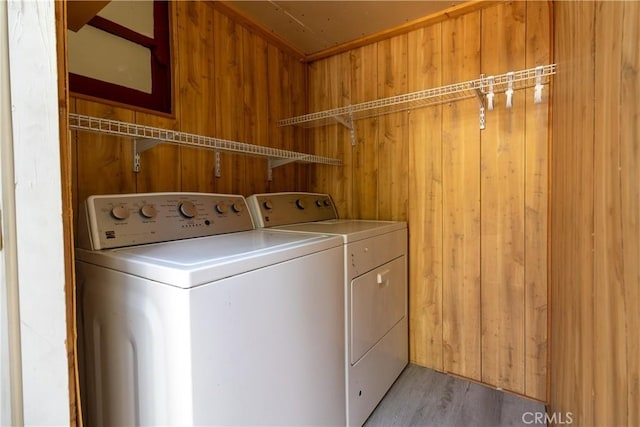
69;0;172;114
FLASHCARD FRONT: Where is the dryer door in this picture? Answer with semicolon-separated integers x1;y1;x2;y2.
350;255;406;364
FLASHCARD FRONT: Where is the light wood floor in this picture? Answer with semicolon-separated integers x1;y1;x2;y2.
364;364;546;427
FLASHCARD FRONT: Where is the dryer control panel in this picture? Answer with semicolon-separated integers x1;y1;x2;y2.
78;192;254;250
246;192;338;228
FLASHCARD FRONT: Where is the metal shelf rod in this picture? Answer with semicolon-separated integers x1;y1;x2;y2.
69;113;342;170
277;64;556;128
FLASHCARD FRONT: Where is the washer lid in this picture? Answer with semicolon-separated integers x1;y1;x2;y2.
273;219;407;243
76;230;342;288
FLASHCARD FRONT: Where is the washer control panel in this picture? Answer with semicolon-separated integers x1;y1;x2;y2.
246;192;338;228
78;192;254;250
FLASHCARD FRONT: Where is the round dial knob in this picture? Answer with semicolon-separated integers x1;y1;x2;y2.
263;200;273;210
231;203;243;213
295;199;306;210
178;201;197;218
315;199;323;207
140;204;157;219
215;203;228;214
111;205;130;220
323;199;331;207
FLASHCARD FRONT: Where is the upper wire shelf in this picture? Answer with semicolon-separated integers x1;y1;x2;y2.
277;64;556;129
69;113;342;178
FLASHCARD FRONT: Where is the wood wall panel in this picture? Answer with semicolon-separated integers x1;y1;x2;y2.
441;12;481;382
242;30;269;195
266;44;306;192
308;53;353;218
308;1;550;400
213;10;244;194
523;0;550;402
407;25;443;371
377;35;408;222
480;2;527;395
593;3;625;425
71;1;308;228
175;1;217;193
550;1;640;425
351;44;379;220
619;6;640;424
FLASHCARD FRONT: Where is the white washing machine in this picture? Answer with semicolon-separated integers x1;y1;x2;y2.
247;192;408;427
75;192;346;426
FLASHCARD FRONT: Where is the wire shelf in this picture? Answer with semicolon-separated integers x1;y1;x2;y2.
278;64;556;128
69;113;342;167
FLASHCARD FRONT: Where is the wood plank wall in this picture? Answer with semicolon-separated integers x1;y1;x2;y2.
307;1;550;401
550;1;640;425
70;0;307;231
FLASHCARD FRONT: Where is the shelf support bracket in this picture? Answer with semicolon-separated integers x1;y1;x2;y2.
473;88;486;130
214;150;221;178
133;138;161;172
267;158;297;181
332;112;357;146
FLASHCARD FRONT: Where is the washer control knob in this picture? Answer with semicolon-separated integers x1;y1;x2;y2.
315;199;323;207
140;204;157;219
296;199;306;210
231;203;244;213
263;200;273;210
215;203;228;214
179;201;197;218
111;205;130;220
323;199;332;207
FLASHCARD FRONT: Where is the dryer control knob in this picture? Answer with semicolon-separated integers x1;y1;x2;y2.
231;203;243;213
323;199;332;207
215;203;228;214
296;199;306;210
111;205;130;220
140;204;157;219
263;200;273;210
315;200;323;207
179;201;197;218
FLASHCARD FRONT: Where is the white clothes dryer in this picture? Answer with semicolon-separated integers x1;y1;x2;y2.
75;192;345;426
247;192;408;427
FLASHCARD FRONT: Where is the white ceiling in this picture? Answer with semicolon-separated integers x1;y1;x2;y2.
226;1;464;55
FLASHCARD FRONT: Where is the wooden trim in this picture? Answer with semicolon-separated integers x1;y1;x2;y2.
69;90;176;120
213;0;306;62
545;0;554;406
306;0;504;62
55;1;79;425
88;15;156;48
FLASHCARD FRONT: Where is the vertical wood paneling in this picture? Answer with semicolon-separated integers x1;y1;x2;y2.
407;24;443;370
72;3;309;232
594;3;626;425
620;6;640;424
214;9;244;194
550;2;596;424
307;1;550;401
480;2;527;395
175;1;217;192
441;12;481;382
74;100;136;203
268;45;307;191
524;0;549;402
377;35;408;222
351;44;378;220
242;30;269;195
308;53;352;217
